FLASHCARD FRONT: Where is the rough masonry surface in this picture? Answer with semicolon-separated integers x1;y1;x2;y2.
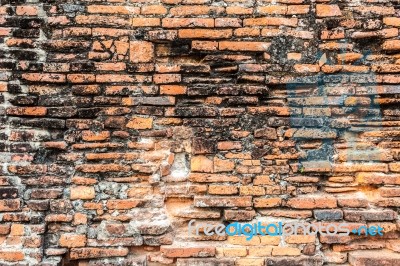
1;0;400;265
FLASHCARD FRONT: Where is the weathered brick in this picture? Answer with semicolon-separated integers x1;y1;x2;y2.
219;41;270;51
163;18;214;28
286;195;337;209
316;5;342;17
179;29;232;39
2;1;400;265
0;251;24;262
126;117;153;129
194;196;252;207
130;41;154;63
349;250;400;266
59;234;86;248
70;186;95;200
69;247;129;260
161;246;215;258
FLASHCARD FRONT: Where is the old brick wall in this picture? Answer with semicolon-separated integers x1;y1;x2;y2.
1;0;400;265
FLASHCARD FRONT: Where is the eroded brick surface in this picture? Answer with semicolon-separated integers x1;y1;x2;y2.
1;1;400;265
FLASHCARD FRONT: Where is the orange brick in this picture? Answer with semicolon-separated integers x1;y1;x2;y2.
67;74;95;83
257;6;287;15
45;214;73;222
384;17;400;27
272;247;301;256
163;18;214;28
154;74;181;84
287;5;310;15
286;196;337;209
87;5;139;14
141;5;167;15
191;156;213;173
285;235;316;244
192;41;218;51
73;213;88;225
59;234;87;248
234;28;260;37
217;141;242;150
21;73;66;83
0;83;7;92
70;186;95;200
130;41;154;63
218;247;247;257
219;41;270;51
240;186;265;196
170;5;223;16
106;199;141;209
248;246;273;256
160;85;187;95
10;224;24;236
316;4;342;17
337;52;363;63
179;29;232;39
287;53;302;60
321;29;345;40
208;185;238;195
213;157;235;172
253;198;282;208
126;116;153;129
0;251;24;262
236;258;264;266
243;17;298;27
82;131;110;141
7;107;47;116
226;6;253;15
16;6;38;16
161;246;216;258
382;40;400;51
76;15;130;27
353;6;395;16
132;18;160;27
294;64;320;73
70;247;128;260
228;236;260;246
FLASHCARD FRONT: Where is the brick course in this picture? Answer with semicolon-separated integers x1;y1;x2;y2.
1;0;400;265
